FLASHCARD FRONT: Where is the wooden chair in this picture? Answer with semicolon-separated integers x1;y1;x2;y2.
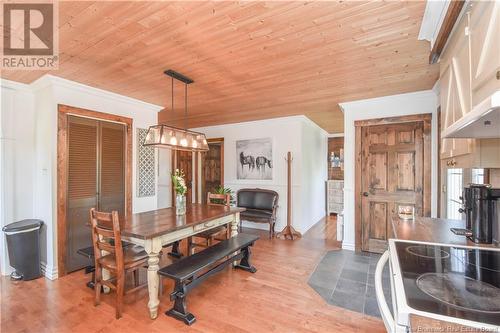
90;208;148;319
187;193;231;254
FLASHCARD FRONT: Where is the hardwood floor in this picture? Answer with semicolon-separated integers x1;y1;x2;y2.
1;216;385;333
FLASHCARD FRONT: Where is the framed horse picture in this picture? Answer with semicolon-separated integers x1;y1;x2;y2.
236;138;272;180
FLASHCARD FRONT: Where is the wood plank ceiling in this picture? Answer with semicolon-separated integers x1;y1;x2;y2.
1;1;438;133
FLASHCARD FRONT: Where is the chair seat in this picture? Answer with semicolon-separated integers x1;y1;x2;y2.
241;208;273;220
195;225;227;238
98;245;148;270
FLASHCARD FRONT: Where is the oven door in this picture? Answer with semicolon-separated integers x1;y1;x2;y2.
375;250;408;333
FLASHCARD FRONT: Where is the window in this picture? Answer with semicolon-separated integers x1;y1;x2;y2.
446;168;463;220
471;168;485;184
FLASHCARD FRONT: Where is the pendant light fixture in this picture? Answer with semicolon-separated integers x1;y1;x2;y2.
143;70;209;152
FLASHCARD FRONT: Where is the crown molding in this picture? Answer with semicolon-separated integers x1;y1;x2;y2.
30;75;163;112
0;78;32;92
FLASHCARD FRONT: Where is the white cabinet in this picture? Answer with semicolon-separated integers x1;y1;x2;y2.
440;10;473;159
439;2;500;167
470;0;500;106
326;180;343;215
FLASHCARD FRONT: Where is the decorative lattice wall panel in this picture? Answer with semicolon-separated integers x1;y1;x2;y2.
137;128;156;197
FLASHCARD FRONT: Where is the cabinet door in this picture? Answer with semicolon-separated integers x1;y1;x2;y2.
470;1;500;105
440;12;473;159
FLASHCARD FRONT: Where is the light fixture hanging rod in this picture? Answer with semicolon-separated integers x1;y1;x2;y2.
164;69;194;84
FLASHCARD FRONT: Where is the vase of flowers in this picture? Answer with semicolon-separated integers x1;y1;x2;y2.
171;169;187;216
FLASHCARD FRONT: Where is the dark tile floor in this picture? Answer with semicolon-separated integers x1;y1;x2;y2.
307;250;392;317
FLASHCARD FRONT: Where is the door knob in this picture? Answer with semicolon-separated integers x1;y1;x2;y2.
362;192;369;197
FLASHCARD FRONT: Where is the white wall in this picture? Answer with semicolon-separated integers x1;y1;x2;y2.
1;75;162;278
300;120;328;232
339;90;439;251
0;80;36;276
192;116;328;234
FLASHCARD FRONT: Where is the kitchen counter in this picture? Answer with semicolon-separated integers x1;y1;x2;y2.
391;216;498;332
391;216;498;249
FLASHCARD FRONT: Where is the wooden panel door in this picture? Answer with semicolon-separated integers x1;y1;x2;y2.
67;116;98;272
202;140;224;203
361;122;425;253
176;151;193;205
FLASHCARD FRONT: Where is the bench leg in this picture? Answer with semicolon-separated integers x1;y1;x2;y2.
165;281;196;325
235;245;257;273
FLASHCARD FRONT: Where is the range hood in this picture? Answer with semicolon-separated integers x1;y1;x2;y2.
443;90;500;138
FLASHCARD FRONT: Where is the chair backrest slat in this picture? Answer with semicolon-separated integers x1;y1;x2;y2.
90;208;124;272
207;192;230;207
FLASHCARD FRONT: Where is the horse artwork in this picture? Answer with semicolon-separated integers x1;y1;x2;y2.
256;156;272;171
236;138;273;180
240;152;255;171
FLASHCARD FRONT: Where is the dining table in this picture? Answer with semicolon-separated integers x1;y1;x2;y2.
117;204;245;319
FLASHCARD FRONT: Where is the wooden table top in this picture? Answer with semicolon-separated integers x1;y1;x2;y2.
391;216;498;249
121;204;245;239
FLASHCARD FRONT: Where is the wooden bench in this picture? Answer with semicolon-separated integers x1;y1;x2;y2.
158;233;259;325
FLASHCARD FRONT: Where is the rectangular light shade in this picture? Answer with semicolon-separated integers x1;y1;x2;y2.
142;125;209;152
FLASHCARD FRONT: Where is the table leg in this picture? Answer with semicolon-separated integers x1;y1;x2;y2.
231;212;239;237
231;213;240;266
144;237;162;319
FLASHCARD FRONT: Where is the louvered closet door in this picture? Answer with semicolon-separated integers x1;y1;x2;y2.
66;116;126;272
67;116;98;272
99;121;125;218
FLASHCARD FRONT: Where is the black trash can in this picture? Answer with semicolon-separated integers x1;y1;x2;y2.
2;219;44;280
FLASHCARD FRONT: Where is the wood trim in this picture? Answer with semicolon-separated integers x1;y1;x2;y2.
429;1;465;64
194;152;199;203
57;104;133;277
354;113;432;251
354;114;432;127
354;126;362;251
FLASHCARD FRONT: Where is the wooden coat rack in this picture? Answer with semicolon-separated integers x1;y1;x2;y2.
276;151;302;240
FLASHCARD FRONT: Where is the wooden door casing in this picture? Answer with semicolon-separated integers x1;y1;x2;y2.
57;104;132;277
355;115;432;253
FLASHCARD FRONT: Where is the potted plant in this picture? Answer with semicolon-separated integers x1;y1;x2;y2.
171;169;188;216
213;185;234;205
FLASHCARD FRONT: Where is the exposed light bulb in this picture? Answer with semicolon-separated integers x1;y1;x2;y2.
180;138;188;147
170;136;177;145
192;140;198;148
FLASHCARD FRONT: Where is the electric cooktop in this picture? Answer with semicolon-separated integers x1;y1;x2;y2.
394;241;500;326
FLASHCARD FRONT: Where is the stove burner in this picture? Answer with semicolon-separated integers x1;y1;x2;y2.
416;272;500;314
406;245;450;259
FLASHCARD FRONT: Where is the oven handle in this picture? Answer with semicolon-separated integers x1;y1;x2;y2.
375;250;396;333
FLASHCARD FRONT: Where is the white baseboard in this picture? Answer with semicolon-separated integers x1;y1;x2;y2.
341;242;355;251
40;262;58;280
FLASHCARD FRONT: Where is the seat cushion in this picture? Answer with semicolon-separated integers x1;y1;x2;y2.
241;208;273;221
98;245;148;270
